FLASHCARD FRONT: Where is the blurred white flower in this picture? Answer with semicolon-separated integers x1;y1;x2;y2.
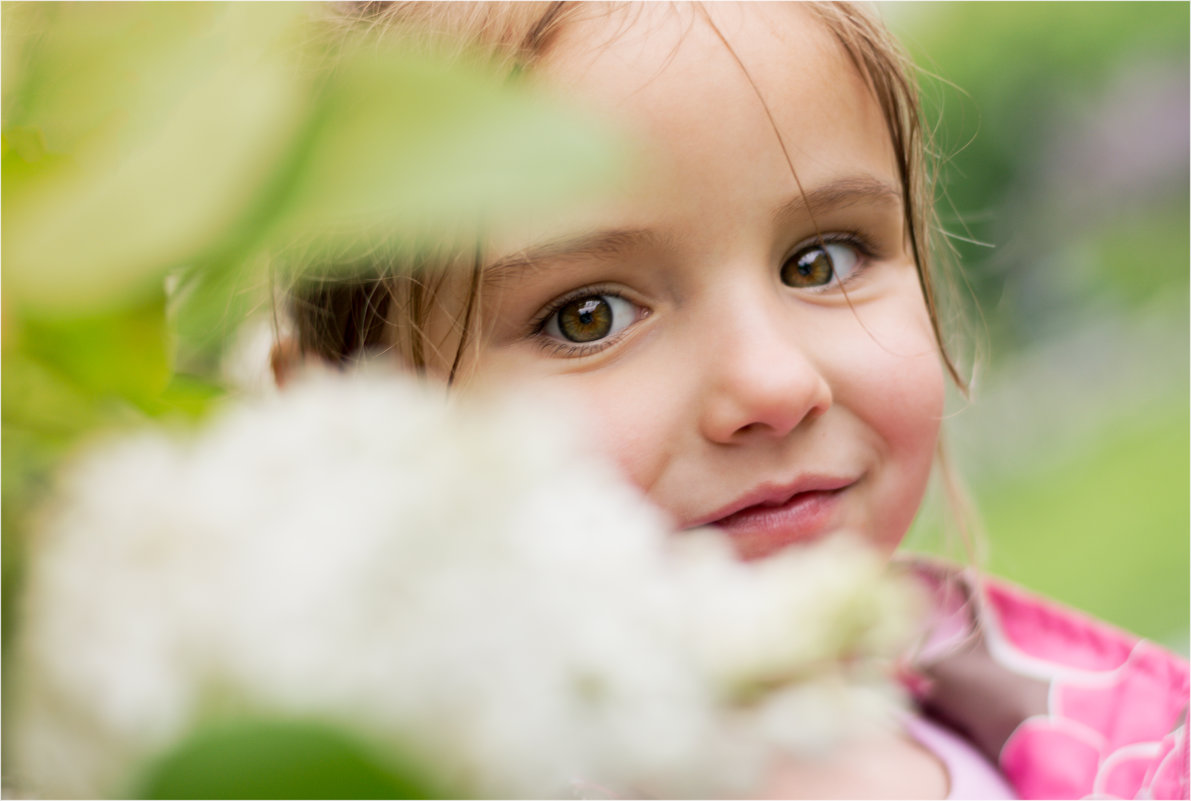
10;369;922;799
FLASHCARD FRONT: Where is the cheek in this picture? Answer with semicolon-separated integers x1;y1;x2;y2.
881;350;945;468
868;330;945;448
842;301;946;546
468;355;682;500
549;378;682;498
882;357;944;547
848;291;946;452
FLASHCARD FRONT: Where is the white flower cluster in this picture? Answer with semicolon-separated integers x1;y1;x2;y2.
11;370;922;799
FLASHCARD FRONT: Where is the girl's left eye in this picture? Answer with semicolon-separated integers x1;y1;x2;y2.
541;293;639;346
780;240;863;289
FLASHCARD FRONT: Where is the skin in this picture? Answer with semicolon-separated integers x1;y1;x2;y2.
435;3;945;561
422;5;951;795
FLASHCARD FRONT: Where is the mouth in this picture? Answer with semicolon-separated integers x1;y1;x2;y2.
689;476;855;560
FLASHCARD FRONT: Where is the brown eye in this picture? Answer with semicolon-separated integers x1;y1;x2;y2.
780;242;860;289
545;294;636;344
558;297;611;342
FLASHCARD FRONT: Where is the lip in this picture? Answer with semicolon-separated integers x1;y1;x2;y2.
688;476;856;559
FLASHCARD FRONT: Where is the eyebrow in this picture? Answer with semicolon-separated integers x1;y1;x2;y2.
482;227;670;287
770;175;902;222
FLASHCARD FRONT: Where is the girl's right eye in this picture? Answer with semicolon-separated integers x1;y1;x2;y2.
539;293;641;350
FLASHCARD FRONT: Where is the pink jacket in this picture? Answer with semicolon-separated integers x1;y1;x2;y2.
908;561;1189;799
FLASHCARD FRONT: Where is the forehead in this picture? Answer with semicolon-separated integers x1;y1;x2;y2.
542;4;846;91
528;2;896;232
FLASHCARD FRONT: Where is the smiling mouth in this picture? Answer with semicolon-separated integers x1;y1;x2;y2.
696;479;854;560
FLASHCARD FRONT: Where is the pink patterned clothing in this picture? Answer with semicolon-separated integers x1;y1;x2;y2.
906;559;1189;800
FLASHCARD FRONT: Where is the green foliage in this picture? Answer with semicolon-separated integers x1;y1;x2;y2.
2;3;310;313
19;296;172;412
134;718;454;800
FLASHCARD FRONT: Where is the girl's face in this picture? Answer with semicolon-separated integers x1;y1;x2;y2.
437;4;945;559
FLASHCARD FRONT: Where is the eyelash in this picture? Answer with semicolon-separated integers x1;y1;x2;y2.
528;284;644;358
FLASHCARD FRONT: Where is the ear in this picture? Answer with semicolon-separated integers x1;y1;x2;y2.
269;337;305;389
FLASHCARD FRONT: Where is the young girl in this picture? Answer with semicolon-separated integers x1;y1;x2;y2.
280;3;1189;798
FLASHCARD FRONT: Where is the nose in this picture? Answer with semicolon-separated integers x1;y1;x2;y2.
696;299;833;444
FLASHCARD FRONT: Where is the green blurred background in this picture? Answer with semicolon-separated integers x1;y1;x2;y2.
886;2;1189;651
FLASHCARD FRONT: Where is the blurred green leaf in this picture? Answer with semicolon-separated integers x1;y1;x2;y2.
18;293;172;412
264;36;621;253
150;374;229;421
2;3;309;314
2;352;101;442
134;718;452;800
